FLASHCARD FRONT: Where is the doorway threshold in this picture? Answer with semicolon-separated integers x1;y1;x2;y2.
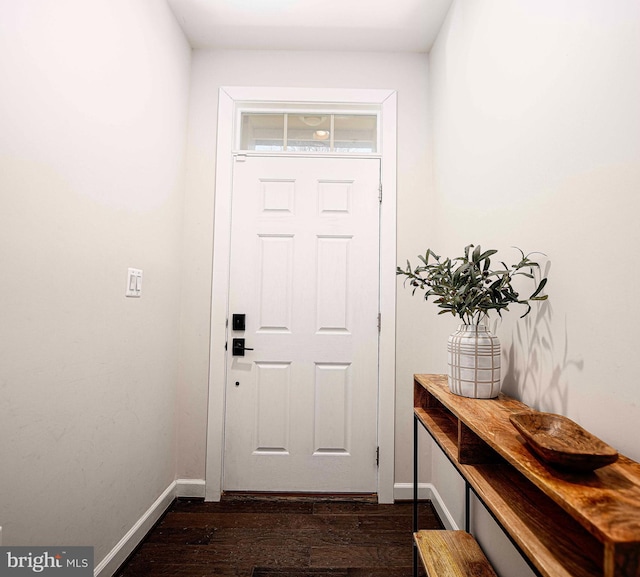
222;491;378;503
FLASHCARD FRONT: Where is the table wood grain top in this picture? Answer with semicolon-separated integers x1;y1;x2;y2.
414;374;640;546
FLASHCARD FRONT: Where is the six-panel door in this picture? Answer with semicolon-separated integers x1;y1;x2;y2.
223;155;381;493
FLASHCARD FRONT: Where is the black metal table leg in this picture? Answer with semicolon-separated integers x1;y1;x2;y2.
413;413;418;577
465;480;471;532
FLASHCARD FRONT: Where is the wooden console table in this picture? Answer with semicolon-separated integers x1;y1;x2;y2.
413;374;640;577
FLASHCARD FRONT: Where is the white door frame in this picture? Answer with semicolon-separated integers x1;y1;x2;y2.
205;86;397;503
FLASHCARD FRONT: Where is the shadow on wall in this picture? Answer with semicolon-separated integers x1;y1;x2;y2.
500;261;584;414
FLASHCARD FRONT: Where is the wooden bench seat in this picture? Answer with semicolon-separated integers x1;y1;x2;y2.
414;530;498;577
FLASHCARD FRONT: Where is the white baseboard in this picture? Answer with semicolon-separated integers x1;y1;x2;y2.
94;478;206;577
393;483;458;530
176;478;206;498
426;484;459;530
393;482;433;501
94;481;176;577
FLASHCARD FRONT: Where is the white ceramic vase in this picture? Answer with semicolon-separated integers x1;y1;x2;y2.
447;324;501;399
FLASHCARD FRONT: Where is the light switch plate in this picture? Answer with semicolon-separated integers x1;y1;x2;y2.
126;268;142;297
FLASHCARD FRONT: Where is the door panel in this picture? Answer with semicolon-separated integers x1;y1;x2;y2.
223;156;380;493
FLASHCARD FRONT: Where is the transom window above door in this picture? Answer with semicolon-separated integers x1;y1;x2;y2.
239;113;378;154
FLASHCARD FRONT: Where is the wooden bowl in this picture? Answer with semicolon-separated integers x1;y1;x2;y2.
509;411;618;472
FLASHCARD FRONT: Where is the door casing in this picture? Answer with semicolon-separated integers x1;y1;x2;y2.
205;86;397;502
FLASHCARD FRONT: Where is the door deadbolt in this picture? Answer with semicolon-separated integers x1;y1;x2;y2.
232;314;246;331
232;338;253;357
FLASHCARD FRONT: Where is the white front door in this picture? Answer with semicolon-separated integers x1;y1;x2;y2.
223;155;381;493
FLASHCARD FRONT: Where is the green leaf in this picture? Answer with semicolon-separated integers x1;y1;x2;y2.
529;277;547;299
478;249;497;261
519;302;532;318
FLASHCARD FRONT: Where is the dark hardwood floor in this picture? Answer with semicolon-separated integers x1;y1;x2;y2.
116;494;443;577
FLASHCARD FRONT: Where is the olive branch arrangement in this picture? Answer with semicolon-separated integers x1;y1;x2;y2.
397;244;548;325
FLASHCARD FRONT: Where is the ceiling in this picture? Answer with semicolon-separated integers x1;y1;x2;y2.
166;0;454;53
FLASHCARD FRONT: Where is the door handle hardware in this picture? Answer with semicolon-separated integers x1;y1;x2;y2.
232;314;246;331
232;338;254;357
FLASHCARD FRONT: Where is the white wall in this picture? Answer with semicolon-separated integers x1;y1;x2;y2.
3;0;634;570
0;0;191;567
177;49;434;488
427;0;640;574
